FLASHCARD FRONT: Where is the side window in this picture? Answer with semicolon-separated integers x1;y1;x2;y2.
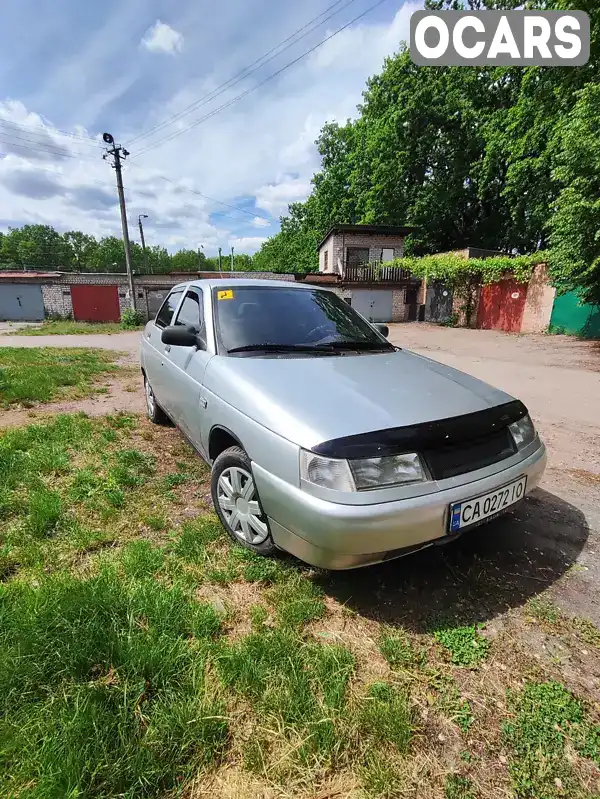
155;290;183;328
173;290;203;330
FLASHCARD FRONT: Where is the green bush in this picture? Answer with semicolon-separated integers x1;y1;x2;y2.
120;308;144;329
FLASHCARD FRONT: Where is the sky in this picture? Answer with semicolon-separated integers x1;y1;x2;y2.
0;0;420;257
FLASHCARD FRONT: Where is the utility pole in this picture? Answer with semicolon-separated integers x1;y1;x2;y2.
230;246;234;271
103;132;135;304
218;247;222;271
138;214;149;274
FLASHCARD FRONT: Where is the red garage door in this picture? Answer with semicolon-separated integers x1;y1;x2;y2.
71;285;120;322
477;280;528;333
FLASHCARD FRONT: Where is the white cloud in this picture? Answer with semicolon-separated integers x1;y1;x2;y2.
141;21;184;55
0;1;420;256
255;178;313;217
228;236;268;253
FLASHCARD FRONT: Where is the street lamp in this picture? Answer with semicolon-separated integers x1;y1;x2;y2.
138;214;149;274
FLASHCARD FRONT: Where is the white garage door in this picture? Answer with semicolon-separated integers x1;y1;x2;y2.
351;290;393;322
0;284;45;321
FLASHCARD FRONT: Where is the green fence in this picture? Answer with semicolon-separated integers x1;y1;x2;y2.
549;292;600;339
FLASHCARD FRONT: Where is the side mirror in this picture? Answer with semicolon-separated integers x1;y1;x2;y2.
373;323;389;338
161;325;203;348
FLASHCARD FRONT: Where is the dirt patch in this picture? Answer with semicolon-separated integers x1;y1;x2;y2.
0;366;144;427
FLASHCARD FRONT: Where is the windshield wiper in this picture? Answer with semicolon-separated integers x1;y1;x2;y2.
227;343;336;354
311;340;393;351
227;341;392;354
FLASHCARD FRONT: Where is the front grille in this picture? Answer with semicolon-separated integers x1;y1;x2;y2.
423;428;516;481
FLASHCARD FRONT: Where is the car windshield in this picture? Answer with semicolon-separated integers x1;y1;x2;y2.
212;285;392;354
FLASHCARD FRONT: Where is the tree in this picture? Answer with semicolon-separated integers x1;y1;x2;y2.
64;231;98;271
549;82;600;305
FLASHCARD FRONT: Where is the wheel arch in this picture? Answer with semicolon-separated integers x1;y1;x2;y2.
208;425;245;463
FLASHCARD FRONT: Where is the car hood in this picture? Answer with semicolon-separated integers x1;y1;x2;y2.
204;350;515;450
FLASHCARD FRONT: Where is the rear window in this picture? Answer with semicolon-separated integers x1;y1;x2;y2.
155;290;183;328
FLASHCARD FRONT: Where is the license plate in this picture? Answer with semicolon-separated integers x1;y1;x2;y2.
449;476;527;533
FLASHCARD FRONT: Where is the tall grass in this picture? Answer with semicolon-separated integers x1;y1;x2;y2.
0;347;118;406
0;567;227;798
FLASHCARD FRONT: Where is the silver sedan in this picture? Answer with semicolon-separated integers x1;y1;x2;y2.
140;278;546;569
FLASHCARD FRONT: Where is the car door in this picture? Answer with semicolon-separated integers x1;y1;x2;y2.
143;288;184;415
161;287;212;450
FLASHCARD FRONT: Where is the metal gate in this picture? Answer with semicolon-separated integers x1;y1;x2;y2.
71;285;120;322
426;283;453;323
0;284;45;321
351;290;393;322
145;289;170;321
477;280;528;333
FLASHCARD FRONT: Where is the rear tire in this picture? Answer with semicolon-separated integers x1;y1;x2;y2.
211;446;276;556
144;375;170;425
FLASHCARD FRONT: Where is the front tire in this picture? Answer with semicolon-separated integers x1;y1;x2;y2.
211;446;276;556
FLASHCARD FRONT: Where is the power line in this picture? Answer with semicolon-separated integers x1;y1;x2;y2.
134;0;390;159
127;161;272;221
127;0;358;148
0;133;99;162
0;136;245;225
0;116;101;145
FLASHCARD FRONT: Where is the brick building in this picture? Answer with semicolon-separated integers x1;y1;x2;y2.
316;224;419;322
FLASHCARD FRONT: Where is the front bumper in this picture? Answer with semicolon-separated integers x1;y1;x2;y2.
252;442;547;569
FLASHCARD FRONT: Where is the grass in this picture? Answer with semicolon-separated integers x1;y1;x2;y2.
503;680;600;797
433;622;491;667
0;347;120;407
12;320;141;335
1;412;599;798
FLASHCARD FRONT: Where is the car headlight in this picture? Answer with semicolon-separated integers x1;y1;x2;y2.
300;450;425;491
509;414;536;449
300;450;355;491
350;453;425;489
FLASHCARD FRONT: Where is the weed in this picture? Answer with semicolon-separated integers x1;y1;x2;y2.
360;749;403;797
429;671;474;733
242;550;289;584
163;472;189;491
120;308;144;329
12;320;133;336
434;623;490;667
379;628;421;669
359;682;414;752
527;596;560;624
268;574;326;628
444;774;476;799
144;514;168;532
503;680;599;797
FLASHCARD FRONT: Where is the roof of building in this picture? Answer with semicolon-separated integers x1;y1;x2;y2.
317;224;417;251
0;271;60;279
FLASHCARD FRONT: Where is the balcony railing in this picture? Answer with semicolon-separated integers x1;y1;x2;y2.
344;263;412;283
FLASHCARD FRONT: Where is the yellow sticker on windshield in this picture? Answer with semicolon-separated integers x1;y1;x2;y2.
217;289;234;300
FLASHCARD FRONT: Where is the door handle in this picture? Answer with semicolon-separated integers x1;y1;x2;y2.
164;345;171;353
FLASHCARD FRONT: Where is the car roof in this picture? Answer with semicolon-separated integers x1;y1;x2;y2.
169;278;319;292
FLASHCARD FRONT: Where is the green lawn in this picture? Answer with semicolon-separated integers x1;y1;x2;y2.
0;413;598;798
12;320;142;335
0;347;120;407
